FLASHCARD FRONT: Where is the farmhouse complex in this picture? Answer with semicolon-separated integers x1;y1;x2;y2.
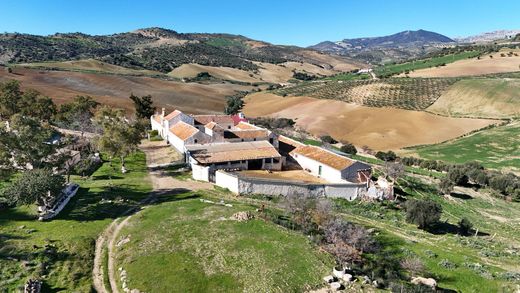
151;109;389;200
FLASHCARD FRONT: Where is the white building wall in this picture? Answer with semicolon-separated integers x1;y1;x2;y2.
167;133;187;153
292;154;344;183
191;163;210;181
215;170;239;193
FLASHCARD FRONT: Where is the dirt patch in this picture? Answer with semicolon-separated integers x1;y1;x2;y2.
238;169;328;183
243;93;498;150
0;67;252;114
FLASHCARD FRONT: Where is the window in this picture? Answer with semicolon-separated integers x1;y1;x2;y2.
241;139;244;142
194;139;198;143
228;126;231;129
253;138;256;141
269;138;274;144
318;165;322;176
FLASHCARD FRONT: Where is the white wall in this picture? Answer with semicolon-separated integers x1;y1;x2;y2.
215;170;239;193
292;154;344;183
191;163;210;181
167;133;187;154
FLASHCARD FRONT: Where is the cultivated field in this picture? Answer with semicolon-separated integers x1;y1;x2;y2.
243;93;497;150
18;59;163;76
427;78;520;118
273;78;458;111
409;121;520;174
114;196;333;292
0;67;252;114
406;49;520;77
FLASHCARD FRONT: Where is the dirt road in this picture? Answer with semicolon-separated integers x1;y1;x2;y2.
92;142;212;293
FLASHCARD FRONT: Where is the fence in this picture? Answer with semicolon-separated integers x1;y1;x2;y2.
215;171;365;200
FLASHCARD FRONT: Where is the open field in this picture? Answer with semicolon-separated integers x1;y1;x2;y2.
374;50;481;77
406;49;520;77
408;121;520;173
0;152;151;291
427;78;520;119
272;78;458;111
114;196;333;293
169;61;342;84
18;59;163;76
243;92;497;150
0;67;253;114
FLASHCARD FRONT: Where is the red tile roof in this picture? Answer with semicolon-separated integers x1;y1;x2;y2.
290;145;356;170
169;121;198;141
193;115;234;125
165;110;182;121
187;141;281;164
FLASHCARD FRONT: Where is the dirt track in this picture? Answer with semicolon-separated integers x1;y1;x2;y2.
243;93;498;150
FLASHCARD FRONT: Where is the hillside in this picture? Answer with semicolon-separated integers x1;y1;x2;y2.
0;27;361;75
454;30;520;43
309;29;455;64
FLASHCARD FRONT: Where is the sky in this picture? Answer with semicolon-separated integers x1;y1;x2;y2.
1;0;519;47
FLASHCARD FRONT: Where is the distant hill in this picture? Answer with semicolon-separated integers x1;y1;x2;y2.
454;30;520;43
309;29;455;64
0;27;361;74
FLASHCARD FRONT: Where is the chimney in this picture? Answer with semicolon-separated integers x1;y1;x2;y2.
161;108;165;117
160;108;165;126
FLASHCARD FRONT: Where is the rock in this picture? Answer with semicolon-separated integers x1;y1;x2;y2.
130;290;141;293
18;225;26;229
411;277;437;289
330;282;342;291
231;211;254;222
118;267;123;271
342;273;353;282
333;267;345;278
323;275;335;283
362;275;370;284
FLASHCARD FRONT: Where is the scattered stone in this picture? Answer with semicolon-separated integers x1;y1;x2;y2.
117;235;131;247
26;229;37;234
330;282;342;291
18;225;26;230
231;211;254;222
362;275;371;284
323;275;335;283
118;267;123;271
411;276;437;289
342;273;353;282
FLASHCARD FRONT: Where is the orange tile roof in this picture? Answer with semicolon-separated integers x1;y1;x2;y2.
278;135;305;148
165;110;182;121
235;121;259;130
204;121;222;130
193;115;233;125
290;145;355;170
169;121;198;141
225;129;269;139
187;141;281;164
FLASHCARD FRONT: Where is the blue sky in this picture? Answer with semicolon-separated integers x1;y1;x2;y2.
1;0;519;46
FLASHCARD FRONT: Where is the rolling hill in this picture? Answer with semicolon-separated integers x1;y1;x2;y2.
0;27;362;75
309;29;455;64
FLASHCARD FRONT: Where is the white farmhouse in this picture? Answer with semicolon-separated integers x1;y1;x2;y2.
289;145;371;183
167;121;210;153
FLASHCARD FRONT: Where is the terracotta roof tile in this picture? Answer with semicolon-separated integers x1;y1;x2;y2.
225;129;269;139
290;145;355;170
187;141;281;164
205;121;221;130
165;110;182;121
235;122;259;130
193;115;233;125
169;121;198;141
278;135;305;148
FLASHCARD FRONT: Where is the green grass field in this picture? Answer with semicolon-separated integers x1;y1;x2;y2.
0;152;151;291
322;72;371;81
374;51;481;77
412;121;520;173
114;195;334;293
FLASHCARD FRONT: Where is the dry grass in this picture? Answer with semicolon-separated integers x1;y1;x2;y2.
19;59;163;76
243;93;498;150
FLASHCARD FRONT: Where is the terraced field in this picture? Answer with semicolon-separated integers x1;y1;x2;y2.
273;78;458;111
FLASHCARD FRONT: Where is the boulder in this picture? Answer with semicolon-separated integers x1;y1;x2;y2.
323;275;335;283
411;277;437;289
330;282;342;291
231;211;254;222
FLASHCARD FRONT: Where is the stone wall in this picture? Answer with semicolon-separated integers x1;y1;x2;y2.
215;171;365;200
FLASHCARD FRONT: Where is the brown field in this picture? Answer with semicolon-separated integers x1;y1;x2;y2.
243;93;498;150
19;59;163;76
406;49;520;77
427;79;520;118
168;61;341;84
0;67;252;114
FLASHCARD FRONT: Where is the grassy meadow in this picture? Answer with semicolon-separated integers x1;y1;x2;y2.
114;194;334;293
0;152;151;291
412;121;520;173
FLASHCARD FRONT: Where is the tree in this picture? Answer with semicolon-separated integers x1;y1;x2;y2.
458;217;473;236
283;193;318;233
375;151;397;162
224;95;244;115
340;143;357;155
0;81;57;122
0;80;22;119
2;168;64;207
55;96;99;133
320;135;338;144
447;167;468;186
404;199;442;230
129;94;155;120
94;106;141;172
439;177;455;195
384;162;404;183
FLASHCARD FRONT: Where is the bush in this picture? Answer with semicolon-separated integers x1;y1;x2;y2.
320;135;338;144
149;130;159;137
375;151;397;162
404;199;442;229
293;72;317;81
458;217;473;235
340;143;357;155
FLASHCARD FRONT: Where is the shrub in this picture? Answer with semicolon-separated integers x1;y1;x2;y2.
404;199;442;229
320;135;338;144
149;130;159;137
438;259;457;270
375;151;397;162
458;217;473;236
340;143;357;155
439;177;455;194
